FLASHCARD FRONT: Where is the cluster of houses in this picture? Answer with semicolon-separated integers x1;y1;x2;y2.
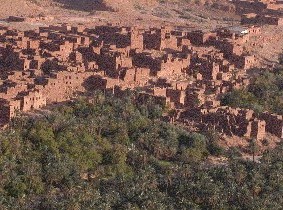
0;14;282;140
233;0;283;25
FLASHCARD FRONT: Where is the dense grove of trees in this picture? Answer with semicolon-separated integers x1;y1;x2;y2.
221;68;283;114
0;92;282;209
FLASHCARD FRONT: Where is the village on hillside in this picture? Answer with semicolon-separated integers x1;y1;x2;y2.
0;0;283;145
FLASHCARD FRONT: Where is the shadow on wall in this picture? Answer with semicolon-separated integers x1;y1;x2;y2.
53;0;113;12
82;75;107;92
279;53;283;65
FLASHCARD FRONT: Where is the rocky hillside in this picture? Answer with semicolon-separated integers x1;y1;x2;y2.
0;0;44;18
0;0;238;32
104;0;236;12
1;0;235;15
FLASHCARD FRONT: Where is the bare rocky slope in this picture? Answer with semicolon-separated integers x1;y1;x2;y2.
0;0;239;31
1;0;235;16
0;0;44;18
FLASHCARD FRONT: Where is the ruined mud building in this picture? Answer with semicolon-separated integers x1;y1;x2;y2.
0;21;282;140
233;0;283;25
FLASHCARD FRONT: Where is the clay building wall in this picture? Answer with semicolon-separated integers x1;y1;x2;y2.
47;31;65;42
132;52;162;74
0;48;25;70
153;87;167;97
18;58;32;71
234;0;268;13
0;99;21;123
134;68;150;84
66;35;91;48
93;25;122;38
242;14;283;25
84;75;109;90
46;24;74;33
104;54;132;78
0;83;28;100
91;40;104;54
114;33;131;48
0;104;13;124
28;39;40;49
171;81;190;91
85;61;98;71
266;2;283;10
121;67;150;85
217;72;232;81
184;90;205;108
219;60;235;73
233;54;256;69
69;51;83;64
166;89;186;108
19;90;46;112
71;25;86;34
192;59;220;80
259;112;283;138
40;41;61;52
177;37;191;51
251;120;266;140
98;46;133;78
24;30;40;39
143;30;161;50
157;54;189;77
214;39;244;57
160;27;181;51
248;26;262;34
122;68;135;82
188;31;217;46
262;16;283;25
0;23;273;135
41;71;101;103
179;107;266;139
160;35;179;51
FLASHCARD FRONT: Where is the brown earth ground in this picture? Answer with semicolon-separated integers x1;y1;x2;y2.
0;0;239;30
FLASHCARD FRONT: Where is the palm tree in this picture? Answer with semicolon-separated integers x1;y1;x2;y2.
248;139;259;163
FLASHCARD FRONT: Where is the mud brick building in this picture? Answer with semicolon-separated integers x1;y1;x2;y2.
0;21;281;141
259;112;283;138
238;0;283;25
179;107;266;139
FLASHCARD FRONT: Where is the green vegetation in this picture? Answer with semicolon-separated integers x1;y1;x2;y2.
221;68;283;114
0;92;282;209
